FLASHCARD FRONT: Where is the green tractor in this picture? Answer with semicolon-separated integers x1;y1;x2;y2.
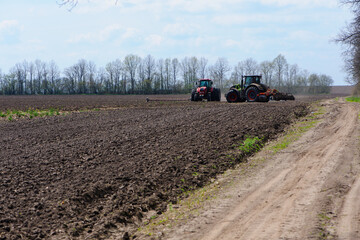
225;75;295;103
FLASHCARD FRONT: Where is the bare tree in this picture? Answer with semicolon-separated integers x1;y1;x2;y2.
105;59;121;93
34;59;45;94
57;0;78;10
14;63;27;94
164;58;171;90
210;57;230;89
48;60;61;94
198;57;208;79
124;54;141;94
157;59;165;91
63;59;88;94
143;55;156;92
171;58;179;89
57;0;119;10
272;54;288;89
27;62;35;94
336;0;360;92
88;61;97;94
259;61;274;86
180;57;197;89
243;58;259;75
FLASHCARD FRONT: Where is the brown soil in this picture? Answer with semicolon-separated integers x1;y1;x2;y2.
0;95;190;111
0;95;312;239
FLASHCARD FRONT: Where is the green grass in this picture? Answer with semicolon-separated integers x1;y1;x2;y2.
238;137;263;154
269;105;323;153
317;212;332;239
346;96;360;102
0;108;65;121
0;106;100;121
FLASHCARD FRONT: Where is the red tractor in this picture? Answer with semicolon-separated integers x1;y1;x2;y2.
191;79;221;101
225;75;295;103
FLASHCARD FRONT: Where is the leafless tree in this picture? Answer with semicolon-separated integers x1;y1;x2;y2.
164;58;171;90
180;57;198;89
34;59;45;94
88;61;97;93
171;58;179;89
57;0;119;10
243;58;258;75
157;59;165;90
259;61;274;86
210;57;230;89
143;55;156;92
28;62;35;94
198;57;208;79
336;0;360;90
105;59;122;93
124;54;141;93
272;54;288;89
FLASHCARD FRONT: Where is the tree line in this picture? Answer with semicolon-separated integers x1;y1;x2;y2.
0;54;333;95
337;0;360;95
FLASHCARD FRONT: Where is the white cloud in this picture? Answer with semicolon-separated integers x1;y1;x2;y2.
287;30;319;42
0;20;19;32
163;22;200;36
259;0;338;7
213;12;302;25
71;0;338;14
145;34;163;46
0;20;22;43
68;24;138;43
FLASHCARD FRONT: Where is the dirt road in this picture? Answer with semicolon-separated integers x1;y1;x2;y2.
165;99;360;240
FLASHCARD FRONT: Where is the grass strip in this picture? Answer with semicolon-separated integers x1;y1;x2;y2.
346;96;360;102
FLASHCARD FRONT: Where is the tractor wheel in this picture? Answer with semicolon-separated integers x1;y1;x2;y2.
246;86;259;102
215;89;221;101
226;90;239;103
212;88;221;101
194;93;199;101
191;91;195;101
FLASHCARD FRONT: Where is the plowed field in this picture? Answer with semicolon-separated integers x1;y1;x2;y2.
0;95;312;239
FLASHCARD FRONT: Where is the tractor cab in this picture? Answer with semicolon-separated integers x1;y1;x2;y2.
243;75;261;88
198;79;213;88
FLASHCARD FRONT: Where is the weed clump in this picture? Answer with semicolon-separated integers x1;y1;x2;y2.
238;137;263;154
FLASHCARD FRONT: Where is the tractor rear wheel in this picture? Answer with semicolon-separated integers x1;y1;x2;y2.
226;90;239;103
213;88;221;101
217;89;221;101
246;86;259;102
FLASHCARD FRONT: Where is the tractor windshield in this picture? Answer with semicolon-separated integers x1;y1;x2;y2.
244;76;261;87
199;81;211;87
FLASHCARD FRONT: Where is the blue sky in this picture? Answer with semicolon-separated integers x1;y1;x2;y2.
0;0;353;85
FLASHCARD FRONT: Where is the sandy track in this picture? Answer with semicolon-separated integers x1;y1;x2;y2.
165;99;360;240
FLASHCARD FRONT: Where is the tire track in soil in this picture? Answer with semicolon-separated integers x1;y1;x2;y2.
164;99;360;240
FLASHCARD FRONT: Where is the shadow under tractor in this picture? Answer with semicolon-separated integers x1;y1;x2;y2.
191;79;221;101
225;75;295;103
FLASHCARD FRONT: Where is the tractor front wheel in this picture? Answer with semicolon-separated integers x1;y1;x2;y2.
191;91;195;101
246;87;259;102
226;90;239;103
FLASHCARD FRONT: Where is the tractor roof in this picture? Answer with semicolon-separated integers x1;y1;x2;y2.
243;75;262;78
199;79;212;81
